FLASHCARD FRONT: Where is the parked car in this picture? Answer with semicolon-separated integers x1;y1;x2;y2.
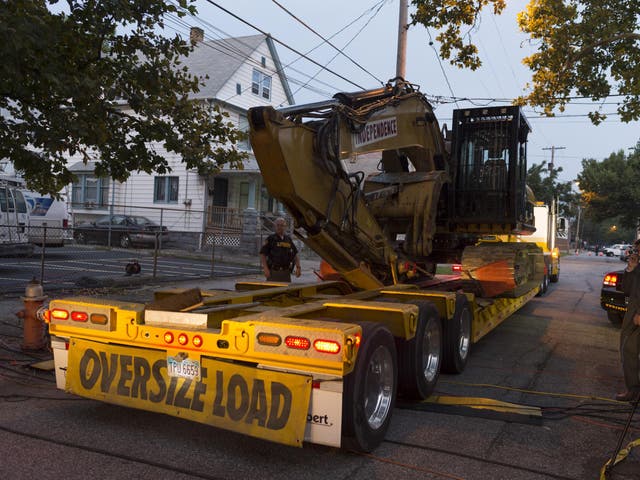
600;269;627;325
602;243;631;257
74;215;168;248
620;244;638;262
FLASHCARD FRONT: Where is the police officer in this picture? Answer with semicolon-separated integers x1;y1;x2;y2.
260;217;301;282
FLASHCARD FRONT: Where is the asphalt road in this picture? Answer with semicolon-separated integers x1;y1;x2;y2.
0;245;260;294
0;254;638;480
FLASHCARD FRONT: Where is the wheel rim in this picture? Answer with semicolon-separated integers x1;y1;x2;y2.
422;317;441;382
363;345;394;430
76;233;85;243
458;308;471;361
120;235;130;248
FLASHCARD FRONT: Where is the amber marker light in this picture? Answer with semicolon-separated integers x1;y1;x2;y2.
90;313;108;325
51;308;69;320
313;339;340;354
164;332;174;344
284;336;311;350
257;332;282;346
192;335;203;348
178;333;189;346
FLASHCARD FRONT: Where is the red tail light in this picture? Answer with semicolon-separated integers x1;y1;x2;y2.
285;336;311;350
70;311;89;322
452;264;463;272
63;219;69;229
603;273;619;287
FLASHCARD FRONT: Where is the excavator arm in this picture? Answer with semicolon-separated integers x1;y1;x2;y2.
249;81;447;289
249;79;535;292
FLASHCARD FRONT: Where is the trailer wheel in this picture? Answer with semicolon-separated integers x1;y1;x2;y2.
550;272;559;283
442;294;472;374
397;301;442;400
536;273;549;297
607;310;623;326
342;322;397;453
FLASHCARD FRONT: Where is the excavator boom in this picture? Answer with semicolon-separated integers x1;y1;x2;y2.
249;79;535;291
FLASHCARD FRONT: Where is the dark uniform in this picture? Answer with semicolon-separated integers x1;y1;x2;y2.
621;266;640;396
260;233;298;282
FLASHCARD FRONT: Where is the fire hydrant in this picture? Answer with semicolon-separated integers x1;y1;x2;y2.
16;278;48;351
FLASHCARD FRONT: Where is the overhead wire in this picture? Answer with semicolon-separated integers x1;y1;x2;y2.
202;0;365;90
425;29;460;109
270;0;383;86
282;0;392;105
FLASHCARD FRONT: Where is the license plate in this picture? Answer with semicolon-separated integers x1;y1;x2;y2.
167;355;201;381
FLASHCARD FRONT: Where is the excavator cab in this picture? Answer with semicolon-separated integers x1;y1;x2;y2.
449;106;534;235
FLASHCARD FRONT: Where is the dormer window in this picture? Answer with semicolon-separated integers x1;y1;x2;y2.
251;69;271;100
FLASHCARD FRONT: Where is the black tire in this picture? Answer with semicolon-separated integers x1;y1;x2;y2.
536;273;550;297
119;234;131;249
342;323;397;453
396;301;442;400
550;273;559;283
442;294;472;374
607;310;624;326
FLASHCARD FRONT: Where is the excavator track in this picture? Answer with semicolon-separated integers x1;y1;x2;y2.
460;243;544;298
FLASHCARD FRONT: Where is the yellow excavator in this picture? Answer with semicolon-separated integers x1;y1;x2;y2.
249;78;542;296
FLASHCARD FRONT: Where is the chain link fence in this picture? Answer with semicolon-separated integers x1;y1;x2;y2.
0;204;318;295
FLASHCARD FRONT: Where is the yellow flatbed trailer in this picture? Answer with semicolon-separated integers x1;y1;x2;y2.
47;277;539;452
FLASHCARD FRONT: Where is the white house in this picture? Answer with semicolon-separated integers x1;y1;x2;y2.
70;28;295;247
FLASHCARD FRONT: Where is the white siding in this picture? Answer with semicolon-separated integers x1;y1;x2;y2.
217;41;291;110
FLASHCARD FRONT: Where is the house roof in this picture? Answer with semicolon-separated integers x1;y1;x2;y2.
184;34;294;106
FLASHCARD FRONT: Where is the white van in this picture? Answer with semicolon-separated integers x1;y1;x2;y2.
22;191;71;247
0;181;33;255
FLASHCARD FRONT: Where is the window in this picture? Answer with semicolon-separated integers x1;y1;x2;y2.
154;176;179;203
236;83;242;95
238;113;250;150
239;182;250;210
251;69;272;100
72;174;109;208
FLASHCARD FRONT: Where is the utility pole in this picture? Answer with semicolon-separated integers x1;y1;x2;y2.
542;146;566;171
396;0;408;79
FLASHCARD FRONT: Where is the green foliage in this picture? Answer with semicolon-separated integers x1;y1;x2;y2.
577;147;640;230
410;0;640;124
526;161;575;217
0;1;246;195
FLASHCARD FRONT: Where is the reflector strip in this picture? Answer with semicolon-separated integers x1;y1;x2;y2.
285;336;311;350
313;339;340;354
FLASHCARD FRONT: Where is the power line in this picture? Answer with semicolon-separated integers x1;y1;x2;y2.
270;0;383;85
283;0;391;105
203;0;365;90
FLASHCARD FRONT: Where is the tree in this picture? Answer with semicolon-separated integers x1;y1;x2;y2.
410;0;640;124
576;148;640;230
0;1;246;196
525;161;575;217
